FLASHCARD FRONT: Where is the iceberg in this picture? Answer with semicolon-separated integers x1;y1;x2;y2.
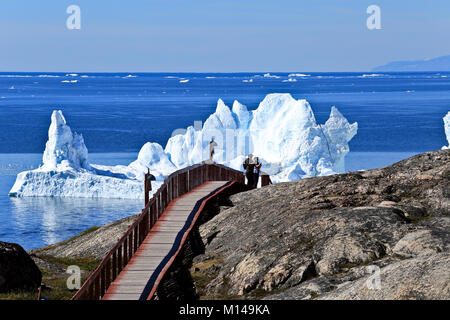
164;93;357;181
10;93;358;199
41;110;91;171
443;111;450;150
9;111;158;199
288;73;310;77
127;142;176;181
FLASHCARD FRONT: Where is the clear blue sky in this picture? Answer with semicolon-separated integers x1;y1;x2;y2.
1;0;449;72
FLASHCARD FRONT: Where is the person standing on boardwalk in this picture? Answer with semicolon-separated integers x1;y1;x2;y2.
209;138;217;162
253;156;262;188
243;154;256;187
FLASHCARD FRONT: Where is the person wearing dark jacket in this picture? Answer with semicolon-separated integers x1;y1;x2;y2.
253;157;262;188
243;154;255;187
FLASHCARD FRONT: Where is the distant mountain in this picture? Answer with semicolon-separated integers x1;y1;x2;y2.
373;55;450;72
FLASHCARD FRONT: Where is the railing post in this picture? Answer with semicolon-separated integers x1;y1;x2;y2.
123;238;128;266
112;251;117;281
134;225;138;253
117;244;122;273
162;186;167;212
261;173;272;187
128;233;133;261
105;259;111;291
194;167;199;187
151;200;156;227
168;179;172;202
144;169;152;206
94;277;100;300
188;170;192;191
100;267;106;297
88;283;93;300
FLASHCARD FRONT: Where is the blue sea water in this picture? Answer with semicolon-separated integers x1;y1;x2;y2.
0;72;448;250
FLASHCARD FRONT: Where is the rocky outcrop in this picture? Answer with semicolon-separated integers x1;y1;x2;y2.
31;215;138;259
192;150;450;300
0;241;42;293
318;252;450;300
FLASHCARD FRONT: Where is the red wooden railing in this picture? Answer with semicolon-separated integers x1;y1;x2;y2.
71;162;261;300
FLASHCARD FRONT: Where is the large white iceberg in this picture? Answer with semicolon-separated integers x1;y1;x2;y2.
9;111;155;199
442;111;450;149
41;110;91;171
10;93;358;199
164;93;357;181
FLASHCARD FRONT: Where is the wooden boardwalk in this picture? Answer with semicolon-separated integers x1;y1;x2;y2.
71;163;270;300
102;181;232;300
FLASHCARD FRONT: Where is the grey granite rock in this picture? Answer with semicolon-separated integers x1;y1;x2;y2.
193;150;450;299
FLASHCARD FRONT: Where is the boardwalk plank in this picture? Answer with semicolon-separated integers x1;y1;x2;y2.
103;181;230;300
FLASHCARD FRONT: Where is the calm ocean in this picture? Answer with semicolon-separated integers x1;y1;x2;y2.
0;72;448;249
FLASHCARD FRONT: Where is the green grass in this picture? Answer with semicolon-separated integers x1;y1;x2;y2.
38;255;101;271
0;290;38;300
191;257;223;296
0;255;100;300
308;292;319;300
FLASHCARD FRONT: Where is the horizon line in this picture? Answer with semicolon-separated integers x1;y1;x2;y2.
1;70;449;74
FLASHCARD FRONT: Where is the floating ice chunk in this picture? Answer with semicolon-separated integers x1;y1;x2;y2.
442;111;450;149
288;73;310;77
37;75;60;78
128;142;176;180
262;73;280;79
359;74;385;78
